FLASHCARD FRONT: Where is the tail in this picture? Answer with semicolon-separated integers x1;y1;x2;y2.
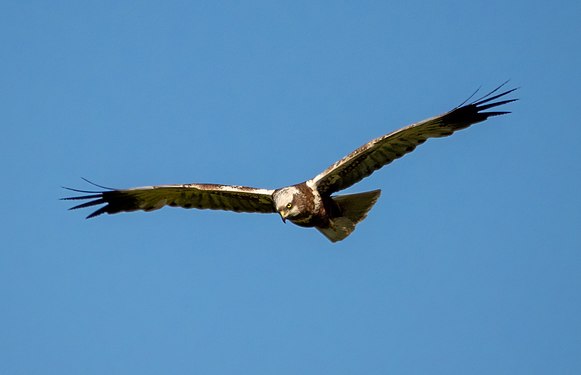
317;190;381;242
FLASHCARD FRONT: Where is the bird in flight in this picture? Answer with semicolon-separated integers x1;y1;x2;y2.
63;83;517;242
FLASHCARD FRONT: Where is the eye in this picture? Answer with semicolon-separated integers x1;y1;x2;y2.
286;203;293;209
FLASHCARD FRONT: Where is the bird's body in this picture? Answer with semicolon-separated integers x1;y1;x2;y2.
64;84;517;242
272;182;382;241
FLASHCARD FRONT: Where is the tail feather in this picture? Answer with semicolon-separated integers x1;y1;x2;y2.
317;190;381;242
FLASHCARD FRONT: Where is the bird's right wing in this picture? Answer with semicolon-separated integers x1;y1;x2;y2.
62;182;276;218
311;84;517;195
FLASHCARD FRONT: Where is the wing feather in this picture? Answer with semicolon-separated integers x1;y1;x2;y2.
311;84;517;195
62;183;276;218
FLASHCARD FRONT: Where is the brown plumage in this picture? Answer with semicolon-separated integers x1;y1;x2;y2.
63;83;517;242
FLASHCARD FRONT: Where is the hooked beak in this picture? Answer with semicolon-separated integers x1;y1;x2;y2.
279;211;287;223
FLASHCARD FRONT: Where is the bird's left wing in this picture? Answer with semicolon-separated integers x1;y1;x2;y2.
311;84;517;195
63;183;276;218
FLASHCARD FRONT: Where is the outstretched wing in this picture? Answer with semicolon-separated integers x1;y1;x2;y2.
63;183;276;218
311;84;517;195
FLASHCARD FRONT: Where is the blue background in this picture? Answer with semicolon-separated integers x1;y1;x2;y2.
2;1;580;374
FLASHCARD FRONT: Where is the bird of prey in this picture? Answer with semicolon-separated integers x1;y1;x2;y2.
63;84;517;242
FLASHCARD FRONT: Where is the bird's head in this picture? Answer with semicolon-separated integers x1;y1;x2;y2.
272;186;303;223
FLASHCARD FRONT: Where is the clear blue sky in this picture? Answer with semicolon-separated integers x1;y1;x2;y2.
2;1;580;374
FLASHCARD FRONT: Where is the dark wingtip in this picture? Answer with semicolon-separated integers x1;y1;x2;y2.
443;82;518;130
476;98;518;112
61;178;115;196
68;198;106;211
61;192;102;201
457;81;518;110
80;177;115;191
483;110;512;117
470;80;510;101
62;178;113;218
61;186;102;195
86;207;108;219
467;82;518;118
